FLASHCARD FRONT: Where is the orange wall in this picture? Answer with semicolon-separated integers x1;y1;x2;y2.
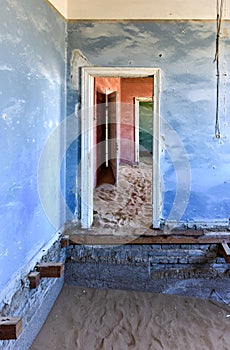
120;77;153;163
95;77;121;96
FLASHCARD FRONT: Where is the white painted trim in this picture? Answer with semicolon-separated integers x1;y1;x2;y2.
81;68;94;228
105;92;109;167
81;67;161;228
152;68;161;228
134;97;153;164
134;99;140;164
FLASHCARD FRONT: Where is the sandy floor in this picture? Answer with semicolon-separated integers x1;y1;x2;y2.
31;285;230;350
93;158;152;229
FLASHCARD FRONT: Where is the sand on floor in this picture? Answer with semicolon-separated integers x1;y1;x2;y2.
31;285;230;350
93;159;152;230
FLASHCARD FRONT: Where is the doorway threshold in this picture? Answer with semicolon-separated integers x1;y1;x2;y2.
61;226;230;246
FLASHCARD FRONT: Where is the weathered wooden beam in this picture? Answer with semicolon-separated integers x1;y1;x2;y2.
64;228;204;237
221;243;230;263
36;262;64;278
28;271;41;289
64;231;230;246
0;317;22;340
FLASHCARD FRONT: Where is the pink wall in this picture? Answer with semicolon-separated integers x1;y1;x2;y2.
94;77;121;186
120;78;153;163
93;77;153;186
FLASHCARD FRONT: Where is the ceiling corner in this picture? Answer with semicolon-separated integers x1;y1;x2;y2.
47;0;68;19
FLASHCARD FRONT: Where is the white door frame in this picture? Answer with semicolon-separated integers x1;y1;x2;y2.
81;67;161;228
134;97;153;164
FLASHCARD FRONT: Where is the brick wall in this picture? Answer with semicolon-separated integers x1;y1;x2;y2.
65;244;230;301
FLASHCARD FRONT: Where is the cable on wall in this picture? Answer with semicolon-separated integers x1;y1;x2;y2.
214;0;224;138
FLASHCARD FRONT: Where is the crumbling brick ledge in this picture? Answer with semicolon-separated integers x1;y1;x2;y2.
0;232;65;350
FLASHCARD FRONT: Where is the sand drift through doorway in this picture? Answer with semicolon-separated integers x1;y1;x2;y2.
80;67;161;229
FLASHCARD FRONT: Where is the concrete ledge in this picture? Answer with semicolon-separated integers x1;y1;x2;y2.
0;236;66;350
9;276;64;350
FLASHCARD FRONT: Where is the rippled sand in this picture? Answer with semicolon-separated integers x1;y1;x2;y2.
94;159;152;229
31;285;230;350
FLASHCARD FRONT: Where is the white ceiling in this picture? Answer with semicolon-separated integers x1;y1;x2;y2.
47;0;230;20
48;0;67;18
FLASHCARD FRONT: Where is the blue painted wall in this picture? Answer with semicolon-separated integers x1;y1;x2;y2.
0;0;66;291
66;21;230;224
1;12;229;293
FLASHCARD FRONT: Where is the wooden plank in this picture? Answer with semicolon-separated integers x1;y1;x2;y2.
66;231;230;246
36;262;64;278
0;317;22;340
221;243;230;263
64;227;204;237
28;271;41;289
143;228;204;236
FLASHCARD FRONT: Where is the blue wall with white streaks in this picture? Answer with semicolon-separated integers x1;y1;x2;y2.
66;21;230;224
1;9;230;293
0;0;66;291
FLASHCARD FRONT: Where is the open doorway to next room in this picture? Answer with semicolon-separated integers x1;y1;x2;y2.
80;67;161;230
93;77;154;230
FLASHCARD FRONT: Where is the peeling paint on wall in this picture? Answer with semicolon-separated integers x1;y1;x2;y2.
0;0;66;291
1;8;230;296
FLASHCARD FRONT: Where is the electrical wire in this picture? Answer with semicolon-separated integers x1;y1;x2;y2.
214;0;224;138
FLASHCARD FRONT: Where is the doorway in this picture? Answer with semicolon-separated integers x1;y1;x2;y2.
96;90;118;187
135;97;153;164
80;67;161;229
94;77;153;229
